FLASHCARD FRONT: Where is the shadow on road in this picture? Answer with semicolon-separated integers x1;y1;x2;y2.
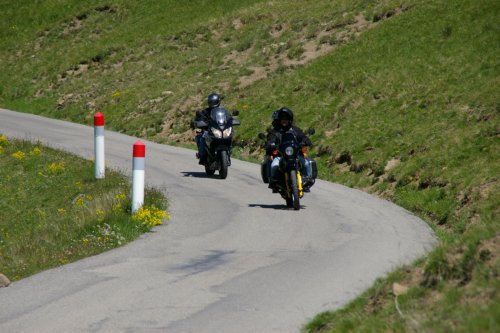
171;250;235;278
248;203;306;210
180;171;213;178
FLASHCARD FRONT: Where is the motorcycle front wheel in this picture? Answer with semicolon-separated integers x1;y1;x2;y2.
205;158;215;176
289;170;300;210
219;150;228;179
205;165;215;176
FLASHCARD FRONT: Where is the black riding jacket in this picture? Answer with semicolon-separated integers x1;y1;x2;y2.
265;125;311;156
195;107;213;123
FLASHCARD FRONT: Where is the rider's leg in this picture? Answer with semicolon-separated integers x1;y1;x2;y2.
196;132;207;164
195;133;202;155
269;157;281;190
267;159;273;182
299;155;312;178
300;155;313;191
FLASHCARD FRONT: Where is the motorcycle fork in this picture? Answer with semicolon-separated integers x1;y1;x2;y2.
284;171;304;198
297;171;303;198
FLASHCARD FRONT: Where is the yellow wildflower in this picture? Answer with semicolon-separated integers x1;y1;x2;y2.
75;196;85;207
11;151;25;160
112;203;122;213
0;135;8;146
47;162;65;174
96;209;105;222
114;193;127;202
112;194;127;212
132;206;168;226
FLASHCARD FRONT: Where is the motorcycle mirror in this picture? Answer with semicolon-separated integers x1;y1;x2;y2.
232;110;240;116
194;120;208;129
258;133;266;140
308;128;315;135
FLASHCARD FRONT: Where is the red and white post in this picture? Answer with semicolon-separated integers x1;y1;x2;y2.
132;140;146;214
94;112;105;179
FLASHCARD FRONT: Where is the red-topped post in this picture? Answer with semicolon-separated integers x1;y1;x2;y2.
94;112;105;179
132;140;146;213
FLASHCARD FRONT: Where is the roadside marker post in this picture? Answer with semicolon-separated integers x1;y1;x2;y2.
94;112;105;179
132;140;145;214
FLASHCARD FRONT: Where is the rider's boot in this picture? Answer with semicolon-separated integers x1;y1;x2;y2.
268;178;279;193
302;176;314;192
302;176;310;192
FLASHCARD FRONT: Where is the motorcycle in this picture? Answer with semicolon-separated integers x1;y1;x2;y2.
259;128;317;210
194;107;240;179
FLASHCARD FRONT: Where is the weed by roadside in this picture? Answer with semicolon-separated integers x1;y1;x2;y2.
0;135;169;281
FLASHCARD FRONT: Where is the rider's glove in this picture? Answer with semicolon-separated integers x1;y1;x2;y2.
300;146;308;158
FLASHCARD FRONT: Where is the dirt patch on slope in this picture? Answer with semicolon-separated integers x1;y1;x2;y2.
237;12;396;88
157;93;203;144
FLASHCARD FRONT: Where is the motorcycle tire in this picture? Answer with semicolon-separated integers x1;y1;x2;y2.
205;164;215;176
289;170;300;210
219;150;228;179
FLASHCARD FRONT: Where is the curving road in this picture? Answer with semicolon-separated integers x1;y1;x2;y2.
0;108;437;333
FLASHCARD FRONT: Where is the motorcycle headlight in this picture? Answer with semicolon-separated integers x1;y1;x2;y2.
285;146;294;156
211;127;222;138
223;127;232;138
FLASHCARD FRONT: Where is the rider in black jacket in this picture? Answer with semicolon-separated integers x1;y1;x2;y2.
194;92;222;164
264;107;313;190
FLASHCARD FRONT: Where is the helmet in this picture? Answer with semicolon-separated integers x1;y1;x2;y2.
277;107;293;123
207;93;221;108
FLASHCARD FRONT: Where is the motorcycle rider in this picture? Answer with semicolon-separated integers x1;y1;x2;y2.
264;107;314;191
262;110;280;184
194;92;223;164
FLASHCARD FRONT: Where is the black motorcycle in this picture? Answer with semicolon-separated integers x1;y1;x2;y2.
195;107;240;179
259;128;316;210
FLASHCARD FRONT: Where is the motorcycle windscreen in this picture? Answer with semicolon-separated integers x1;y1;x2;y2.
280;132;298;148
211;107;229;129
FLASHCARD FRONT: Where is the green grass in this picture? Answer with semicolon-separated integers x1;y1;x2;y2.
0;0;498;331
304;261;500;333
0;136;168;281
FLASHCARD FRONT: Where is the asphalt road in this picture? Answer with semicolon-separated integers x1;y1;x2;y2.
0;108;437;333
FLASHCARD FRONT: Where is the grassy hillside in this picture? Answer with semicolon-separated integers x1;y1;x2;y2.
1;0;498;331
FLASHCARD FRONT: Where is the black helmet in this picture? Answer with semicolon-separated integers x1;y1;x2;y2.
271;110;278;120
207;93;221;108
277;107;293;123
